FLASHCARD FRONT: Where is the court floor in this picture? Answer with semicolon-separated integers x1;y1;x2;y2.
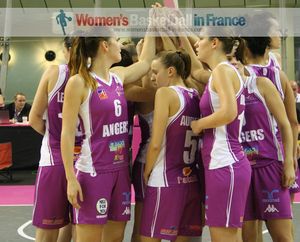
0;204;299;242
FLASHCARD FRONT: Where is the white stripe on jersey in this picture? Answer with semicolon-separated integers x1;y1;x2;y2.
39;65;67;167
245;75;284;162
75;89;96;175
147;86;185;187
208;62;244;169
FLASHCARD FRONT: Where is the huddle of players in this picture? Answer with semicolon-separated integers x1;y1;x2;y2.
30;6;298;242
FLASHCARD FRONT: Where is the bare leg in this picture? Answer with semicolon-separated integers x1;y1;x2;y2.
266;219;293;242
257;220;264;242
102;220;127;242
209;227;238;242
57;224;72;242
242;220;259;242
35;228;59;242
76;224;103;242
131;201;143;242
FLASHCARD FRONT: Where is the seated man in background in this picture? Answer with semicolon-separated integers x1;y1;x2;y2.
6;92;31;122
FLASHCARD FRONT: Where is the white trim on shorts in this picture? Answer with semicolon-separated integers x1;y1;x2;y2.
226;165;235;227
151;187;161;237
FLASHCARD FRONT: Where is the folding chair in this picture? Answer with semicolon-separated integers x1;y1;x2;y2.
0;142;13;182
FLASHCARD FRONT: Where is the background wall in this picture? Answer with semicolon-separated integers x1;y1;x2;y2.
0;37;66;103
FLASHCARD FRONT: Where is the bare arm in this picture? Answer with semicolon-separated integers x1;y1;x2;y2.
280;71;298;164
124;73;157;102
191;65;238;134
29;65;59;135
61;75;86;209
258;77;295;187
179;36;210;84
144;87;176;184
111;35;155;84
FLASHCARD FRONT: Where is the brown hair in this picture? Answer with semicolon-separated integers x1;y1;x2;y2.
156;50;191;80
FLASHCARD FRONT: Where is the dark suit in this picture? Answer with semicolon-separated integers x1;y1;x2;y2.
6;102;31;122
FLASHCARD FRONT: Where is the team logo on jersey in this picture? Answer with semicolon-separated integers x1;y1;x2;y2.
262;189;280;203
122;192;131;205
182;167;192;177
243;146;258;161
97;89;108;100
115;85;124;97
264;204;279;213
96;198;108;215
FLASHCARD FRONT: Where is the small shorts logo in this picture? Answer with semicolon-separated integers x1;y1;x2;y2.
96;198;108;215
264;204;279;213
53;9;74;35
122;206;131;215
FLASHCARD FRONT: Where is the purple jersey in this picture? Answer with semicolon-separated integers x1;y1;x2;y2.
75;73;129;174
200;62;246;170
247;60;284;100
241;75;284;166
268;51;281;70
135;112;153;164
39;64;69;166
247;57;284;148
148;86;200;187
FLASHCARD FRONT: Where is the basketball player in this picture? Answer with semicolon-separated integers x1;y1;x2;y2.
191;28;251;242
30;36;76;242
60;29;155;242
140;50;202;242
228;51;295;242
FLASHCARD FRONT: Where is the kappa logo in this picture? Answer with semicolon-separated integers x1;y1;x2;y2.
290;181;299;189
122;207;130;215
264;204;279;213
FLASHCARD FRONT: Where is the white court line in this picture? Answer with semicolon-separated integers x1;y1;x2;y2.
17;220;35;241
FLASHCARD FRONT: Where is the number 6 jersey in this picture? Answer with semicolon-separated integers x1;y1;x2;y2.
148;86;200;187
75;72;129;175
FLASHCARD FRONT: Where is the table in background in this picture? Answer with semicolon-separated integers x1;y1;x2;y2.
0;123;42;169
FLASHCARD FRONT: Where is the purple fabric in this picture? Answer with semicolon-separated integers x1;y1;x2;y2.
244;161;292;221
32;165;70;229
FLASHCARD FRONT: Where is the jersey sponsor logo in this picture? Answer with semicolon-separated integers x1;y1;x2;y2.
160;226;178;236
97;89;108;100
42;217;64;225
177;174;198;184
122;206;131;215
264;204;279;213
243;146;259;161
182;167;192;177
96;198;108;215
103;121;128;137
262;189;280;203
109;140;125;162
240;129;265;142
